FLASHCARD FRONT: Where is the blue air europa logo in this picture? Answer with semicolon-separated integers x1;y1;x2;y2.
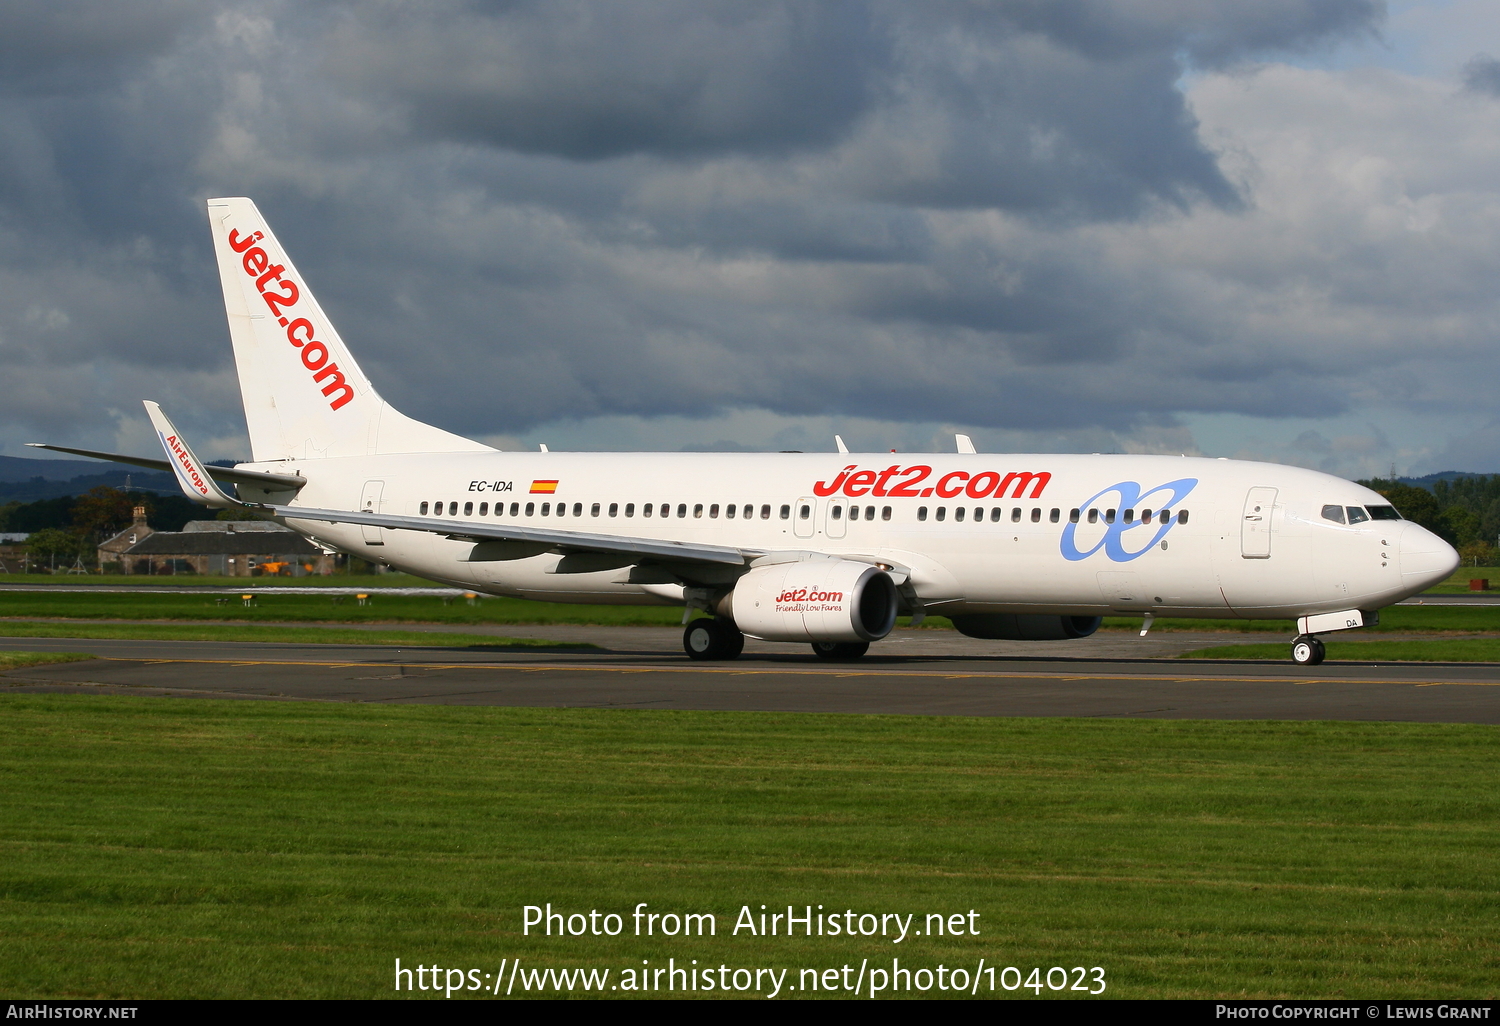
1059;478;1199;563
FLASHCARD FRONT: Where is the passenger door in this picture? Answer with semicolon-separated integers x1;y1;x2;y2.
1241;487;1277;559
825;497;847;539
793;497;817;539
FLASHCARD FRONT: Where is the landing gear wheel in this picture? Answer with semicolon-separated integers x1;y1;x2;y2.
683;618;744;661
812;641;870;661
1291;635;1326;666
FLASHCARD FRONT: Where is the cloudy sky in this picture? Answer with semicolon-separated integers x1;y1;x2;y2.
3;0;1500;478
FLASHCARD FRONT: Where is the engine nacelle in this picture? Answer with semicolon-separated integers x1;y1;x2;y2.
727;559;898;643
949;614;1103;641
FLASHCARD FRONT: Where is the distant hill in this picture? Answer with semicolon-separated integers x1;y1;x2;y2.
1395;471;1491;489
0;455;242;504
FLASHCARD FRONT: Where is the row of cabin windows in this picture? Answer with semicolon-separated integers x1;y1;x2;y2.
414;499;1188;528
419;500;794;520
916;506;1189;525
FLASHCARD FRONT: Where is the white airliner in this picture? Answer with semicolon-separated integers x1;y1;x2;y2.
33;198;1459;665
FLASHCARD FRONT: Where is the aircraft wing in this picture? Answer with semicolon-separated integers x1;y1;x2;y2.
25;442;306;491
269;503;758;567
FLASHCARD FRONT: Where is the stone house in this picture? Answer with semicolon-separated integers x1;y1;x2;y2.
100;514;334;576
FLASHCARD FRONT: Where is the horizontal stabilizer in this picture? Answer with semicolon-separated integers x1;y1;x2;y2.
25;443;305;491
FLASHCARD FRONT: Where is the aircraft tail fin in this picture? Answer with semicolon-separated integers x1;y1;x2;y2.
206;197;493;463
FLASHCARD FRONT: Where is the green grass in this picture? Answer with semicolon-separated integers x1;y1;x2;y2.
0;651;94;669
1426;567;1500;594
1180;639;1500;662
0;571;446;588
0;698;1496;999
0;622;592;648
0;590;686;627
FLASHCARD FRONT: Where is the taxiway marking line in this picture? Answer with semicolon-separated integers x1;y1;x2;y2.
57;655;1500;688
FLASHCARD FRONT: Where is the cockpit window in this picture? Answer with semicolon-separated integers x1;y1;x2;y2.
1367;505;1401;520
1346;506;1370;524
1321;504;1346;524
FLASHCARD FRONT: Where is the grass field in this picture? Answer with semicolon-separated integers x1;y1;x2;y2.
0;697;1496;999
1180;639;1500;662
0;590;1495;634
0;651;93;669
0;622;591;648
0;571;445;588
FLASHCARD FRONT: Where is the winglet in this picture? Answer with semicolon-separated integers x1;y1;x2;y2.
142;401;241;508
835;435;849;454
955;433;977;454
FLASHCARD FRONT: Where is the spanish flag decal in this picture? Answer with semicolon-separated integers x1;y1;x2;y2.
529;480;559;494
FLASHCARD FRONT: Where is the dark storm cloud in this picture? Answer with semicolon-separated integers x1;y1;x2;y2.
1462;54;1500;97
0;0;1453;466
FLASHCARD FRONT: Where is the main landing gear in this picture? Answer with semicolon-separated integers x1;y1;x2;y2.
683;618;744;661
1290;635;1326;666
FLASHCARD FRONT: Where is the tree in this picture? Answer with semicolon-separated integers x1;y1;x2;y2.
25;528;87;570
70;486;138;538
1371;483;1447;540
1458;540;1495;568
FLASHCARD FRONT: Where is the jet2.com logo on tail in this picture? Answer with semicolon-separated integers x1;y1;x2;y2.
1060;478;1198;563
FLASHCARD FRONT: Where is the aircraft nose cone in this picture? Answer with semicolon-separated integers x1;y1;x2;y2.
1399;522;1459;590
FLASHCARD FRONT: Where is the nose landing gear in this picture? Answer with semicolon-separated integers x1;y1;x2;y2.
1291;635;1326;666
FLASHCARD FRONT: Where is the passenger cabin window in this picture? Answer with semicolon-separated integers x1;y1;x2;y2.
1159;509;1169;524
832;505;843;520
882;506;892;521
990;508;1001;522
917;507;928;521
1031;508;1041;523
479;503;488;516
591;503;601;517
678;504;688;518
449;502;458;516
798;504;810;520
1105;509;1116;524
936;507;946;521
607;503;616;517
1088;509;1098;524
509;502;519;516
642;504;652;517
1123;509;1134;523
1070;509;1080;523
1367;505;1401;521
1050;508;1060;523
725;504;735;519
744;504;754;519
708;504;717;518
779;505;790;519
573;503;583;517
419;502;429;515
1011;508;1022;522
1177;510;1189;524
954;507;965;522
525;502;535;516
624;503;634;517
1347;506;1370;525
463;502;473;516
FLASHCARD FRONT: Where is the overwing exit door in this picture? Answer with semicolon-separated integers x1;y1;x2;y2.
360;480;385;545
1241;487;1277;559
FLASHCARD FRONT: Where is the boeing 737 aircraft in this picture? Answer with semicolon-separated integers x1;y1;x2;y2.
32;198;1460;665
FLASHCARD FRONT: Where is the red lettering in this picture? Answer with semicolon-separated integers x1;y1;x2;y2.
256;264;286;291
313;363;355;410
286;318;315;347
227;229;262;253
886;465;931;497
871;465;902;497
998;471;1051;499
262;279;299;317
842;470;877;497
935;470;968;498
965;471;1001;499
300;341;328;370
814;465;857;497
242;248;269;276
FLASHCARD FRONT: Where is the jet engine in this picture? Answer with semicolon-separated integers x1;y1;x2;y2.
949;614;1103;641
725;559;898;643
